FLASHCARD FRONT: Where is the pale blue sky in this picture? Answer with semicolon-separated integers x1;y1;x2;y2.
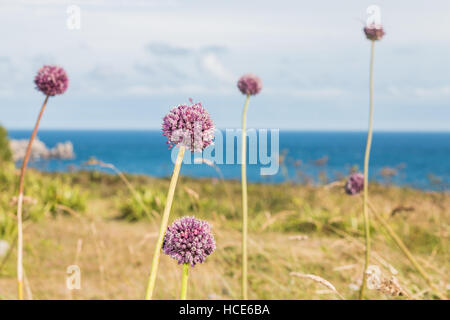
0;0;449;130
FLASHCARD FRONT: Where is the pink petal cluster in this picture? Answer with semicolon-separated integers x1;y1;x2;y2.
163;216;216;266
34;65;69;96
162;103;215;153
345;172;364;195
364;24;385;41
237;74;262;95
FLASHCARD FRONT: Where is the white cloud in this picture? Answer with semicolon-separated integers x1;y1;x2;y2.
125;84;205;95
265;88;346;98
201;54;235;83
146;43;191;56
1;0;450;130
124;84;232;96
3;0;178;7
387;85;450;98
289;88;346;97
414;86;450;98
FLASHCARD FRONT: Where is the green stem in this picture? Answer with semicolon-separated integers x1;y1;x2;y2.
359;40;375;300
241;94;250;300
145;146;186;300
367;201;448;300
180;263;189;300
16;95;49;300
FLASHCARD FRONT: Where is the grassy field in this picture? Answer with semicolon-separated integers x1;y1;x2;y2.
0;164;448;300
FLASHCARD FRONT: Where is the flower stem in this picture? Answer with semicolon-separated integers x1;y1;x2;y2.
367;201;448;300
111;166;158;219
16;95;49;300
180;263;189;300
359;40;375;300
145;145;186;300
241;94;250;300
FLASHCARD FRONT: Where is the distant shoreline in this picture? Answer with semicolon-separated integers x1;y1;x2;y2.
8;130;450;192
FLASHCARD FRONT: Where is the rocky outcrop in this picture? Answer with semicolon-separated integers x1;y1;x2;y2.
10;138;75;161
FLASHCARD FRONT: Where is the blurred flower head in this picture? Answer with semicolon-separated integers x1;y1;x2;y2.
163;216;216;266
364;24;385;41
162;103;215;153
34;65;69;96
345;172;364;195
237;74;263;95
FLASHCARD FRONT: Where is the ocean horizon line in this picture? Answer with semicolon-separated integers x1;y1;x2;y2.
6;129;449;191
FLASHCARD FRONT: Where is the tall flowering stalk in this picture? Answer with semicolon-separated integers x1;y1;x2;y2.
366;202;447;300
344;174;447;300
16;65;68;300
359;23;385;300
145;103;215;300
237;74;262;300
163;217;216;300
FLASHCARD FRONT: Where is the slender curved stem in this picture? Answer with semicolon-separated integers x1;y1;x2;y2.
85;159;158;219
180;263;189;300
367;201;448;300
111;166;158;219
145;146;185;300
359;40;375;300
241;94;250;300
16;95;49;300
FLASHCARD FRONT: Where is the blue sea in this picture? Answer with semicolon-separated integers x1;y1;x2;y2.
8;130;450;191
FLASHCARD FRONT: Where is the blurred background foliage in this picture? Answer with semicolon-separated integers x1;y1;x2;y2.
0;126;448;299
0;124;12;163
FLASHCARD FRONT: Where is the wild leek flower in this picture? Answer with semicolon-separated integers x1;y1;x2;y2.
163;216;216;266
237;73;262;300
364;24;385;41
145;102;215;300
34;65;69;96
163;216;216;300
238;74;263;96
345;173;364;195
15;65;68;300
162;103;215;153
359;23;385;299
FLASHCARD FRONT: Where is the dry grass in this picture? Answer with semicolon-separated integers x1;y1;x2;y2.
0;170;448;300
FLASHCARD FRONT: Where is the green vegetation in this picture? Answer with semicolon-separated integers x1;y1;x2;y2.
119;188;166;221
0;166;87;244
0;125;12;163
0;165;448;300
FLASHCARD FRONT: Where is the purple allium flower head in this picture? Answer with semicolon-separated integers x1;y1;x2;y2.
162;102;215;153
163;216;216;266
345;172;364;195
34;65;69;96
237;74;263;96
364;24;385;41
